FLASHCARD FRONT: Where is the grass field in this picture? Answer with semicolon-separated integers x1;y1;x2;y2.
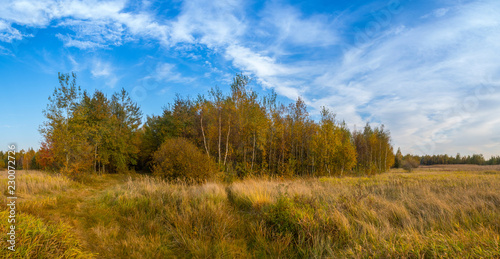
1;167;499;258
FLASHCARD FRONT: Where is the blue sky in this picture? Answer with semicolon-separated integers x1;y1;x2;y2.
1;0;499;157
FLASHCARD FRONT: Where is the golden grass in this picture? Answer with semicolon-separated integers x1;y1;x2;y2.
1;168;499;258
0;170;77;230
0;211;93;258
0;171;94;258
0;170;73;196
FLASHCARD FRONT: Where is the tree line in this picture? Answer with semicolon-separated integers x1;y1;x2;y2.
37;72;142;175
138;73;394;179
3;73;395;180
390;148;500;170
418;153;500;166
0;148;37;171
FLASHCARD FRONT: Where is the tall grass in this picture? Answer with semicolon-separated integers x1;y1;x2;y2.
0;171;92;258
0;211;93;258
1;169;499;258
78;177;248;258
0;170;73;196
77;170;500;258
0;170;77;216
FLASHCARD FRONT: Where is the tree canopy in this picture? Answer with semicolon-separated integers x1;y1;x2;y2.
39;73;142;177
29;72;400;180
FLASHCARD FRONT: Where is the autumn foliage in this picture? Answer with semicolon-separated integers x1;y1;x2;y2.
39;72;141;177
152;137;217;182
35;141;55;170
141;74;394;178
32;72;397;180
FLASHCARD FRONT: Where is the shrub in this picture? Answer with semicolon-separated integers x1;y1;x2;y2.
402;157;420;172
152;137;218;182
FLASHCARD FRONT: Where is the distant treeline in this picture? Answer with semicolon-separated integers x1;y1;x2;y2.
2;72;396;180
417;154;500;166
0;148;38;171
391;149;500;168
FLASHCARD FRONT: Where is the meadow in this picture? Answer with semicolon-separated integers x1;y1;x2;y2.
1;166;499;258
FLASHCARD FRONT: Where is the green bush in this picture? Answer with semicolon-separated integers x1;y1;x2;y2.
152;137;218;182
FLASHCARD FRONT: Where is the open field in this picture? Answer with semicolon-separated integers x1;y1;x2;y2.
419;164;500;172
1;167;499;258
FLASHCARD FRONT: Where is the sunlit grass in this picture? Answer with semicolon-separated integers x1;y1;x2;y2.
1;168;499;258
0;211;93;258
0;170;73;196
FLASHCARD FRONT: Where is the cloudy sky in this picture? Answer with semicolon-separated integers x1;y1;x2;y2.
1;0;499;157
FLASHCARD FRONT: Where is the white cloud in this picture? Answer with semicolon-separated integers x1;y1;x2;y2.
0;0;170;47
170;0;246;47
146;62;195;84
224;44;332;100
0;1;56;26
156;63;185;82
0;20;26;42
0;45;13;55
434;8;449;17
56;34;106;49
258;3;339;48
91;60;111;77
0;0;334;100
67;54;79;70
311;0;500;156
225;45;290;78
91;59;118;88
421;8;450;19
55;19;127;49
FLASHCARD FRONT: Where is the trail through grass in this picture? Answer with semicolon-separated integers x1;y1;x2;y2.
0;171;128;258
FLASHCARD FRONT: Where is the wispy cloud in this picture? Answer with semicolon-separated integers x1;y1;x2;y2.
257;2;339;48
0;20;27;42
0;0;170;46
55;19;127;49
146;62;195;84
311;0;500;156
91;59;119;88
170;0;246;47
421;8;450;19
56;34;106;49
0;45;13;56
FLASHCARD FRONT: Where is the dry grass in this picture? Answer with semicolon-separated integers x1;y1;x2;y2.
79;177;246;258
0;170;92;258
0;170;73;196
225;170;500;257
0;211;93;258
1;167;499;258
